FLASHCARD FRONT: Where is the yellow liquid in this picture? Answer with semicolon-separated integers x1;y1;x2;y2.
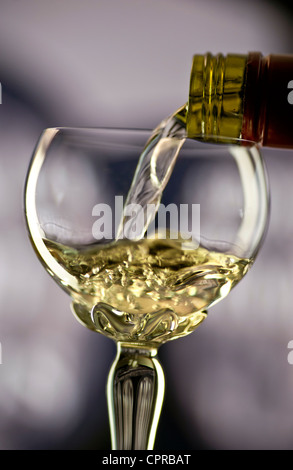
44;235;251;346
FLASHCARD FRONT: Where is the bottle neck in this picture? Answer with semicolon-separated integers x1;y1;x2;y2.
243;53;293;148
241;52;264;144
187;51;293;148
187;53;247;141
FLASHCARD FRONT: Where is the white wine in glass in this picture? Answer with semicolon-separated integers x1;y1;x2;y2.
24;122;269;449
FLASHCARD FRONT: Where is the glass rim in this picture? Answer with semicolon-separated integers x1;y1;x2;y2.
39;126;259;146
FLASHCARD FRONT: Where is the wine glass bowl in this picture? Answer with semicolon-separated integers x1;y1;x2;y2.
24;127;269;449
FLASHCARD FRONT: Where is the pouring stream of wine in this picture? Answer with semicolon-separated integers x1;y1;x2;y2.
115;106;187;241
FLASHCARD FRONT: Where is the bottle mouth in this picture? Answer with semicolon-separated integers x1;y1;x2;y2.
186;53;248;141
184;132;259;147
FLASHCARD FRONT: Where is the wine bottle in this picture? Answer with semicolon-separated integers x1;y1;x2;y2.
187;52;293;148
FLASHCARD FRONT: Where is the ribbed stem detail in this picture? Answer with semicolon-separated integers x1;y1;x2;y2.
107;342;165;450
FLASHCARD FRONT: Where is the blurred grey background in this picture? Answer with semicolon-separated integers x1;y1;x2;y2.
0;0;293;450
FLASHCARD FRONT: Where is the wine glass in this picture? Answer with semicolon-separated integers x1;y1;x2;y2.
24;126;269;450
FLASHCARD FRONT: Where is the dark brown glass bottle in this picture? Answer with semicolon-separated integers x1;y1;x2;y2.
186;52;293;148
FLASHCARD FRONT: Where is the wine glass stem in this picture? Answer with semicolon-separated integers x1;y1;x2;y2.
107;342;165;450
